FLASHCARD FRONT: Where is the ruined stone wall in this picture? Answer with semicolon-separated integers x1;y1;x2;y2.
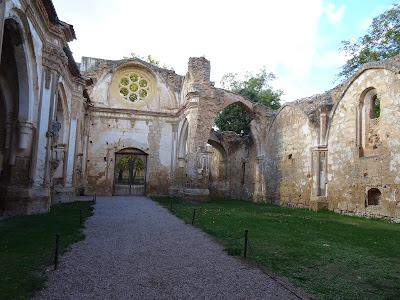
0;0;86;215
327;69;400;219
86;112;173;196
208;131;256;200
83;58;183;197
265;106;318;208
5;0;400;223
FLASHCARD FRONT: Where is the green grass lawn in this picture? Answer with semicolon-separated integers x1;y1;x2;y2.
0;201;93;300
153;196;400;300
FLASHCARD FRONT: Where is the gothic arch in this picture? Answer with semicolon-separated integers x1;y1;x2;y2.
5;8;39;124
55;83;70;145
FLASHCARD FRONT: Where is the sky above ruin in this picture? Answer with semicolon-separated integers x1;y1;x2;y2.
52;0;395;103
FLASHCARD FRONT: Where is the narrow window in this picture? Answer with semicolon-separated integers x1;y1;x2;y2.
373;95;380;119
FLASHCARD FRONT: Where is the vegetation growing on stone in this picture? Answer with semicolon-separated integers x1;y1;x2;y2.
215;67;282;135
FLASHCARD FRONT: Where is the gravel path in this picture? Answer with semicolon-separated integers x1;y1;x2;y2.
34;196;311;300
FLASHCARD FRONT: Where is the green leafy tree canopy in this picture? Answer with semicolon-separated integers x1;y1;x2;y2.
215;67;282;135
123;53;169;69
338;4;400;80
116;154;144;182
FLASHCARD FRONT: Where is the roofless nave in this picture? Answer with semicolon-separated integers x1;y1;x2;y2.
1;0;400;221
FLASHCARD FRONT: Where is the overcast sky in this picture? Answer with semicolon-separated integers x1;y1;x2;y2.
52;0;396;103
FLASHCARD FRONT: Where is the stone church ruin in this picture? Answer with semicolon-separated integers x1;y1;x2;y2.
2;0;400;221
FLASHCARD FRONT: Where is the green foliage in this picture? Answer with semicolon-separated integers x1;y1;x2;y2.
214;104;251;134
116;154;144;183
117;154;144;171
374;96;381;118
338;4;400;80
0;202;93;299
220;68;282;109
215;67;282;135
153;196;400;300
123;53;168;69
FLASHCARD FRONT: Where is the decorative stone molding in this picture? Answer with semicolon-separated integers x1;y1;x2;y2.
49;157;60;180
46;120;61;146
112;68;155;105
42;44;68;74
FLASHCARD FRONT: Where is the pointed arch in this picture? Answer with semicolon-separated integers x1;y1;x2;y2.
55;83;70;145
4;8;39;124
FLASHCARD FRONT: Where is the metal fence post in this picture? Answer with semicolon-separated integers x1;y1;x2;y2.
54;233;61;270
192;208;197;225
244;229;248;258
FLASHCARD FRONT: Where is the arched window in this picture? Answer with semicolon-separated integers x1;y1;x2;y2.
356;88;380;157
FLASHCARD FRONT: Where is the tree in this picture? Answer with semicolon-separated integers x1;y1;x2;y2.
214;104;252;134
123;53;168;69
337;4;400;80
116;154;144;184
214;67;282;135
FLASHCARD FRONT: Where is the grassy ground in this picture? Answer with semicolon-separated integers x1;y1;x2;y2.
0;201;93;300
153;196;400;300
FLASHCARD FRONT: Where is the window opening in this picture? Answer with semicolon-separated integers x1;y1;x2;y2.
118;72;150;103
367;188;381;206
373;95;380;119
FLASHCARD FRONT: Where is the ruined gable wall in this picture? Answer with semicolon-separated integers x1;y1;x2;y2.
82;58;182;113
265;106;317;207
327;68;400;219
84;60;182;196
86;112;174;196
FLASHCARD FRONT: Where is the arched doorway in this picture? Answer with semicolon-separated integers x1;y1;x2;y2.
113;148;147;196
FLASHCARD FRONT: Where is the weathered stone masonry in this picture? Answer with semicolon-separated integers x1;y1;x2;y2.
2;0;400;222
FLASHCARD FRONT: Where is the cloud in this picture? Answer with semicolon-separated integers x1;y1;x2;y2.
313;50;347;68
359;17;372;31
324;3;346;25
53;0;329;100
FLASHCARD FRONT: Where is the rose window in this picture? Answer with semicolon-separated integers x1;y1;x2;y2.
118;73;150;102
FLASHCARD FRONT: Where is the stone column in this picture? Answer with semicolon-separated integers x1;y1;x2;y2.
253;156;266;202
310;105;331;211
4;121;12;150
168;121;179;195
183;147;212;202
65;119;77;186
0;0;6;63
312;150;321;197
31;44;67;188
17;121;34;150
320;112;327;145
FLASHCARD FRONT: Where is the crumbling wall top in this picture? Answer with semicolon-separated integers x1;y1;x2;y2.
187;57;211;83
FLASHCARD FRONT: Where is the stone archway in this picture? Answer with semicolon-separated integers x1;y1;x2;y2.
113;148;147;196
0;17;35;213
207;135;229;197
